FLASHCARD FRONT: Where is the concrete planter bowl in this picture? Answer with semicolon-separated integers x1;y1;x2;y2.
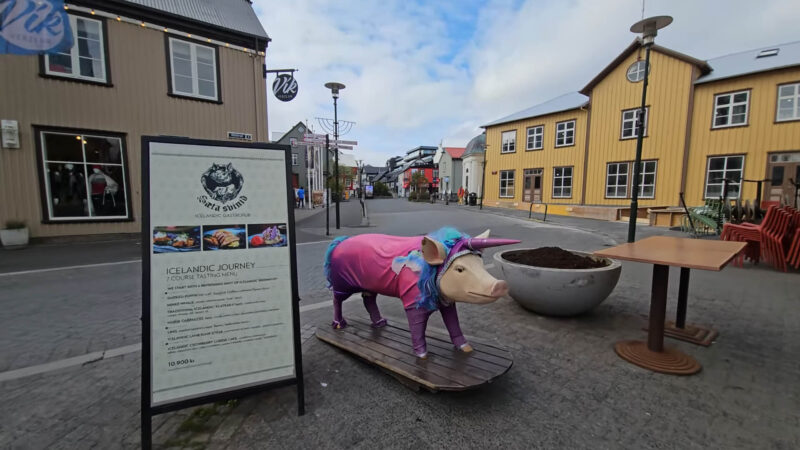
0;227;29;249
493;248;621;317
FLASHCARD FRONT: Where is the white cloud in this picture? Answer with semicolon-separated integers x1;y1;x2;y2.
254;0;800;165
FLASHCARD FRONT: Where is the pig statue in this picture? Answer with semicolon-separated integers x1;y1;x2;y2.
324;227;519;358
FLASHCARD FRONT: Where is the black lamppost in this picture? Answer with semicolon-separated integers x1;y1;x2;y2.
325;82;345;229
627;16;672;243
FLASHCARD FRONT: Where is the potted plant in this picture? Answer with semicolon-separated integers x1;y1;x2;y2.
493;246;621;316
1;220;29;249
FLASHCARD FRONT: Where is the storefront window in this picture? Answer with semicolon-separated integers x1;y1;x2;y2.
38;130;130;221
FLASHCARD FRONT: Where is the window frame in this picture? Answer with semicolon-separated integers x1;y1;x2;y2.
501;130;516;154
620;107;649;140
605;162;629;198
292;153;298;166
552;166;573;199
40;12;112;86
712;90;750;129
704;155;745;199
626;60;648;82
499;170;515;198
526;125;544;151
34;125;133;224
165;36;222;103
555;120;576;147
776;82;800;123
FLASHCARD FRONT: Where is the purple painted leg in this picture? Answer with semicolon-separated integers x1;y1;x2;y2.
362;292;387;328
332;291;349;329
405;306;433;358
439;303;470;351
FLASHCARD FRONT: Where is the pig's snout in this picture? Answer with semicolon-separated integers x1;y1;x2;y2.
490;280;508;298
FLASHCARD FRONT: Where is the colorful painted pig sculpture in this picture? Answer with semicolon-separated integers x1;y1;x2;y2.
324;227;519;358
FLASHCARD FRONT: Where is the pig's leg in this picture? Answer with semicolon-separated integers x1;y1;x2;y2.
404;306;433;358
439;303;472;353
361;292;387;328
331;291;349;329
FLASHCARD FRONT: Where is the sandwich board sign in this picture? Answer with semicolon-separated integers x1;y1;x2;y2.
141;136;304;449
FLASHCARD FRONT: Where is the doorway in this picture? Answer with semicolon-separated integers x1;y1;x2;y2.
766;152;800;207
523;168;543;203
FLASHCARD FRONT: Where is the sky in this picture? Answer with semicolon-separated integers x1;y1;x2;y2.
254;0;800;167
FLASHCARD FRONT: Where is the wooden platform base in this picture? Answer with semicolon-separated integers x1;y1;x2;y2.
315;317;513;392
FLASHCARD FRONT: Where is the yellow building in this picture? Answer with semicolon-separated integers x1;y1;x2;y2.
483;39;800;220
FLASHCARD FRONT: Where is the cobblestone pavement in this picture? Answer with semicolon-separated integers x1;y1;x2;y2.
1;199;798;449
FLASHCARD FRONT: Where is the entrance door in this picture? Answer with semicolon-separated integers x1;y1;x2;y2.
523;168;543;202
766;152;800;207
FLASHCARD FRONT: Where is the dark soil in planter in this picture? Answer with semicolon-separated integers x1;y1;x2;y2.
503;247;608;269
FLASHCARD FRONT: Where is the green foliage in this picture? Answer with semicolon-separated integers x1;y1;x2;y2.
410;171;428;192
373;181;391;196
408;191;431;201
4;220;25;230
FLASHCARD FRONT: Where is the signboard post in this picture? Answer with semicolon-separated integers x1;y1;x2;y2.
141;137;304;449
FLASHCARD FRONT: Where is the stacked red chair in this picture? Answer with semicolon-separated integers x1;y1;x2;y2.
721;206;777;267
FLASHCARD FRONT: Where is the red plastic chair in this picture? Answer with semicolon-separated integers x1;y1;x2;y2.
761;208;790;271
721;206;778;266
788;228;800;269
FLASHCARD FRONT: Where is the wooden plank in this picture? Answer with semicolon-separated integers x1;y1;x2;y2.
339;324;499;382
323;325;487;388
593;236;746;271
347;318;511;373
316;327;460;390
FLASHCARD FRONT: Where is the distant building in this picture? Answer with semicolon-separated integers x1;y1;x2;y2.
462;134;486;198
434;144;465;197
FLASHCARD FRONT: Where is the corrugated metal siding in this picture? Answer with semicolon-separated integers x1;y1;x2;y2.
484;109;588;206
0;19;267;238
584;49;695;206
684;67;800;205
121;0;268;38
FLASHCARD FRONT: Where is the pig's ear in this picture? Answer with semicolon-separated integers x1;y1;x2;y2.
421;237;447;266
475;229;490;239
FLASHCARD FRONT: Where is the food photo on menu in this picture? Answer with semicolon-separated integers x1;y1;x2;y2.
202;225;246;251
248;223;287;248
152;226;201;253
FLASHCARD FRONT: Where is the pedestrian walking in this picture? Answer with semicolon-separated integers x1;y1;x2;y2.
298;186;305;208
458;186;464;205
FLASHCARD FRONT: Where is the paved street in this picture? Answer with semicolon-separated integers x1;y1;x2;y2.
1;199;798;449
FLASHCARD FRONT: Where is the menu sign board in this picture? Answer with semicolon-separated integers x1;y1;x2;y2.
141;137;303;424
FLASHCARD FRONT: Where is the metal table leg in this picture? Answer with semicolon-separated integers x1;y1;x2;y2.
662;268;719;346
615;264;701;375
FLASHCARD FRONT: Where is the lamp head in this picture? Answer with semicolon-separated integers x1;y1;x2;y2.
630;15;672;45
325;82;346;99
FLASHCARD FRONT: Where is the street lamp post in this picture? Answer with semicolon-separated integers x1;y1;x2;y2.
627;16;672;243
325;82;345;230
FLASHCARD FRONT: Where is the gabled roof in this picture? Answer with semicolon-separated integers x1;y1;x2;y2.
120;0;268;39
445;147;466;159
580;39;711;94
696;40;800;84
274;121;307;144
482;92;589;128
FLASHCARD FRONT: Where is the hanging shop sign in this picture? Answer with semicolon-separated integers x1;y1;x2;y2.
141;136;304;448
272;73;298;102
0;0;73;55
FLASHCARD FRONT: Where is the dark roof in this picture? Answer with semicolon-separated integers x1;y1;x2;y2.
274;121;307;144
580;39;711;94
463;134;486;157
696;40;800;84
482;92;589;128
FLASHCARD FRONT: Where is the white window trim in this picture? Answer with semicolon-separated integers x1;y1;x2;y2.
606;163;629;198
704;155;744;199
501;131;516;153
626;60;648;82
637;160;658;199
620;107;648;139
776;82;800;122
712;91;749;129
552;167;573;198
44;15;107;83
526;126;543;150
292;153;298;166
499;170;515;198
555;120;576;147
39;130;129;221
169;37;219;101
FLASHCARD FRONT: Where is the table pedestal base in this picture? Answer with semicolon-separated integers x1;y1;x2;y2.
644;321;718;347
614;340;702;375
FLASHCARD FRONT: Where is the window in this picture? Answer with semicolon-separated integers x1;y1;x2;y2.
606;163;628;198
777;83;800;122
37;129;130;221
501;131;516;153
626;60;647;82
44;15;108;83
168;38;219;101
526;126;543;150
292;153;298;166
637;160;657;198
499;170;515;198
705;155;744;199
555;120;575;147
713;91;749;128
552;167;572;198
433;169;439;181
621;107;648;139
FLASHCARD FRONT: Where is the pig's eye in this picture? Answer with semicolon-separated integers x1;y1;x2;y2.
455;266;464;273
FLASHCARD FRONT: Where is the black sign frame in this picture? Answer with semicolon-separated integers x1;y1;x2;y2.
140;136;305;449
